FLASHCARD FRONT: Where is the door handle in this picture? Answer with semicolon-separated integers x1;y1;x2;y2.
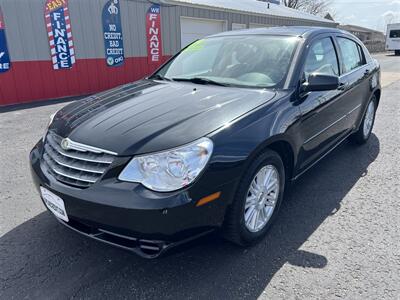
364;69;370;76
338;82;348;90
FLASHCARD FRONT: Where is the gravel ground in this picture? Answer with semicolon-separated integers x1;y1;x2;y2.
0;54;399;300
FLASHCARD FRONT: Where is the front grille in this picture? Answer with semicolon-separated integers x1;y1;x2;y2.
42;132;115;188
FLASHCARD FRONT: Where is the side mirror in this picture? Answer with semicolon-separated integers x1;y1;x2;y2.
302;74;339;92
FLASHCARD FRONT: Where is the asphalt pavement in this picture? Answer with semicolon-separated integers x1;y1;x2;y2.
0;53;399;299
373;52;400;87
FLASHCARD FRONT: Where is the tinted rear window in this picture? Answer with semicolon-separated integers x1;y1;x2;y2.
389;30;400;38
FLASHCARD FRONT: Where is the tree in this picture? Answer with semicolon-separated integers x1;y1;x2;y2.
282;0;331;16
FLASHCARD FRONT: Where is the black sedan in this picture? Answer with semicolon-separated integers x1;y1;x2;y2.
30;27;381;258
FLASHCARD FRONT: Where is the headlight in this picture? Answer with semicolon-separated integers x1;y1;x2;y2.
118;137;213;192
43;112;57;142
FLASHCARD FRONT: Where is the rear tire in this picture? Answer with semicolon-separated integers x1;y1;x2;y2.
350;96;377;145
222;149;285;246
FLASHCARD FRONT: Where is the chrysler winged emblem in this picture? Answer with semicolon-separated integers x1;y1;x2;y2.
61;138;70;151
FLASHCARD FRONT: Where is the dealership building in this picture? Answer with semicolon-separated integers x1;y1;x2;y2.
0;0;337;106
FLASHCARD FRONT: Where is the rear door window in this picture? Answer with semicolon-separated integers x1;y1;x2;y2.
337;37;364;74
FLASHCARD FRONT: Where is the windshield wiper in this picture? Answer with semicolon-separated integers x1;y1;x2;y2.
149;74;172;81
171;77;229;87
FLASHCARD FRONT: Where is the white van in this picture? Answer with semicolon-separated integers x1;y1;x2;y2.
386;23;400;55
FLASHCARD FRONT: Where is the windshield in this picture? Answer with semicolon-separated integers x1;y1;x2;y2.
154;35;299;89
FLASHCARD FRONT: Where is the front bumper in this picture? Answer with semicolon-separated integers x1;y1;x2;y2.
30;141;238;258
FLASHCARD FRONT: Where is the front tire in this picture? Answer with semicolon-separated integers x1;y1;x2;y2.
350;96;377;145
222;150;285;246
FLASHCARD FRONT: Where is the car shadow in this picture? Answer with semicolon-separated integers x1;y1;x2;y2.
0;134;380;299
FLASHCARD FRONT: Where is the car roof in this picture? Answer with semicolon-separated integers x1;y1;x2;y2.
210;26;349;39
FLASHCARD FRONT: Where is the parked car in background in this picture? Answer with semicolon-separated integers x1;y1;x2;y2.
386;23;400;55
30;27;381;258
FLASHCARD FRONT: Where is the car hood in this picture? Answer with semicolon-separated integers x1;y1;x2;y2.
51;80;276;156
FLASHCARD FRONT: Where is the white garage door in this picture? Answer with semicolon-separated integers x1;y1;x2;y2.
180;17;225;48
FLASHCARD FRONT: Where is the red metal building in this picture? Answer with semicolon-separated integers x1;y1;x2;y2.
0;0;336;106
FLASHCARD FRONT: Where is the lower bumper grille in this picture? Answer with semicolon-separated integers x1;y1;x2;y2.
57;217;169;258
42;132;115;188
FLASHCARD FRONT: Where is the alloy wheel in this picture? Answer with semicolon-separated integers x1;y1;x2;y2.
244;165;280;233
363;100;375;138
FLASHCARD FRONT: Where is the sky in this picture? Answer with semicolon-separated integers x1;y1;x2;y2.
330;0;400;32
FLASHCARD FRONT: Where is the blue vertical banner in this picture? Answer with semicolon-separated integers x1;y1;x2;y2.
0;6;11;73
44;0;76;70
102;0;124;67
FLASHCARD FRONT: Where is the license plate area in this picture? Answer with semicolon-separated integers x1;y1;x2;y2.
40;186;69;222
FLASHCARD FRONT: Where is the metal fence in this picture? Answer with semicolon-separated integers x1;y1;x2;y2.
364;40;386;53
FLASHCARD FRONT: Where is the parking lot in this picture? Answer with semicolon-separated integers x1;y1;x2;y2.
0;53;399;299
